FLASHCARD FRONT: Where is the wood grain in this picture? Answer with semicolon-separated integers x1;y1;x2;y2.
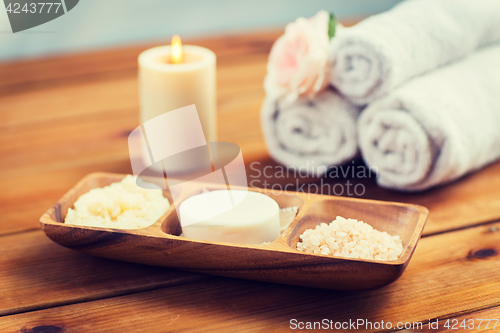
414;306;500;332
0;31;281;94
1;222;499;332
0;229;207;317
1;26;500;331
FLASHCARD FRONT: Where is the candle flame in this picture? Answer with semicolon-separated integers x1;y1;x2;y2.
171;35;183;64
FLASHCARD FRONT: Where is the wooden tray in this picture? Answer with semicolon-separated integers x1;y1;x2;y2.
40;172;428;291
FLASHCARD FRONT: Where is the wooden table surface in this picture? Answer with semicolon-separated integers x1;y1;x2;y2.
1;29;500;333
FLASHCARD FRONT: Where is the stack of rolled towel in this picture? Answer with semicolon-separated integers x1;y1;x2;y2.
261;0;500;191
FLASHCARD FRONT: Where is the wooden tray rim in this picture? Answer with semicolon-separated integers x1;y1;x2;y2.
40;172;429;267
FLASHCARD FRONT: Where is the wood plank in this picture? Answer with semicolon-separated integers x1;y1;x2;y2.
0;58;266;129
0;31;281;94
0;78;138;129
0;230;208;317
361;160;500;235
1;222;499;332
411;306;500;332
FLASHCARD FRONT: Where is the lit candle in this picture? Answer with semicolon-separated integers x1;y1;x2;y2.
138;36;217;173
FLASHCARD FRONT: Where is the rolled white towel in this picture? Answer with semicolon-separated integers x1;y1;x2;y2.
330;0;500;106
261;90;361;175
358;44;500;192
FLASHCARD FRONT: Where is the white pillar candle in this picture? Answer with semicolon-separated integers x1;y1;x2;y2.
138;39;216;173
180;190;281;244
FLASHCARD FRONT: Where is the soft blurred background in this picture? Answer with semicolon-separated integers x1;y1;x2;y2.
0;0;402;61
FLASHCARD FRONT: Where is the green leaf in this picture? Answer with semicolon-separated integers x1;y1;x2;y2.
328;12;337;39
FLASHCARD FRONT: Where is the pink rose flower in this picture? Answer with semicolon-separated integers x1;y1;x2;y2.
264;10;331;105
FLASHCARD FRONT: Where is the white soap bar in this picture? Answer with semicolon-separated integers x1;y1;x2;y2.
180;190;280;244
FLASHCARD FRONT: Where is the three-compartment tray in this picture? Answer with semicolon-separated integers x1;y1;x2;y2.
40;172;428;291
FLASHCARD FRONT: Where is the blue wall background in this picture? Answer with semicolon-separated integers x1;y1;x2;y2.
0;0;402;61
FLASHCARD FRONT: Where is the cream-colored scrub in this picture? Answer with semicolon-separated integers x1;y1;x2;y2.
180;190;280;244
65;175;170;229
